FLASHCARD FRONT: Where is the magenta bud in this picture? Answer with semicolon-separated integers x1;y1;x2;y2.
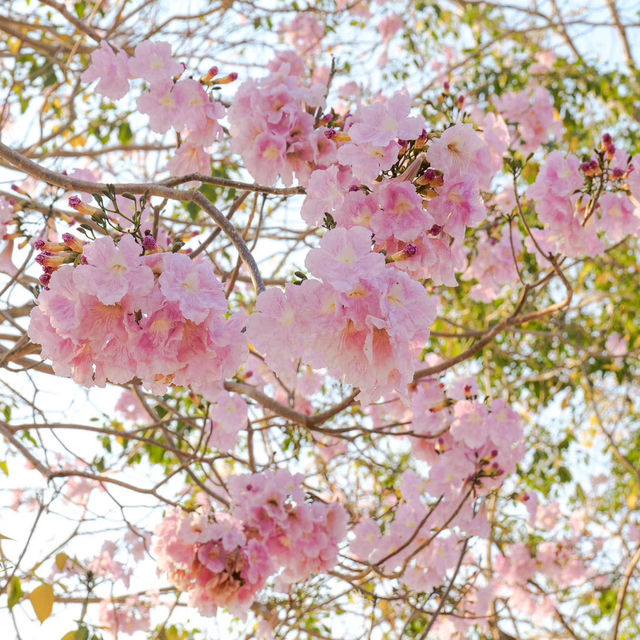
33;239;46;250
142;234;157;251
602;133;612;145
68;195;82;208
428;224;442;236
404;243;417;257
324;129;337;139
39;273;51;287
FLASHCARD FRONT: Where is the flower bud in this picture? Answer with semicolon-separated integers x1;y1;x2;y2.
214;72;238;85
200;66;219;83
62;233;86;253
68;196;101;216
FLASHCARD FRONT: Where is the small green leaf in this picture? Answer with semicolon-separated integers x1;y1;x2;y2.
74;1;86;19
8;576;23;610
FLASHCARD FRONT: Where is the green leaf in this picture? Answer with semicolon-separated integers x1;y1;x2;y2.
557;466;572;483
8;576;23;610
118;122;132;145
74;1;86;18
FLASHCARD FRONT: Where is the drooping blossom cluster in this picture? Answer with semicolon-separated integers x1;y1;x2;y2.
247;226;437;402
28;232;247;401
495;85;562;153
153;470;347;615
526;138;640;257
351;374;525;616
82;39;226;176
228;51;330;186
99;596;151;638
463;223;523;302
299;115;508;286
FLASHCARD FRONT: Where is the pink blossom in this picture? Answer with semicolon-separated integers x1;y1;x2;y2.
463;227;522;302
128;40;181;84
629;155;640;202
427;174;486;243
82;41;131;100
495;85;562;153
449;400;490;449
605;332;627;359
347;93;424;148
206;391;248;451
379;14;404;44
301;166;345;225
158;253;226;324
167;142;211;176
371;181;434;242
75;234;154;305
426;123;486;179
304;226;384;291
99;596;150;637
528;151;582;201
280;13;324;55
596;191;639;242
337;139;400;184
137;81;181;133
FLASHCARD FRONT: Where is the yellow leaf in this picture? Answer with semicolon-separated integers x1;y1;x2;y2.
55;553;68;571
69;135;87;149
29;584;54;623
8;38;21;55
0;533;13;540
61;632;77;640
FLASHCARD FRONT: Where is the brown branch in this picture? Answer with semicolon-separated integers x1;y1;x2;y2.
0;141;265;292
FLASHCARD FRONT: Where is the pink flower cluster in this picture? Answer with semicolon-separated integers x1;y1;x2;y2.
279;13;325;55
154;471;347;615
495;85;562;153
526;147;640;257
28;233;247;400
247;226;437;402
350;378;524;594
82;40;225;176
228;51;330;186
99;596;151;638
463;225;523;302
301;120;507;288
